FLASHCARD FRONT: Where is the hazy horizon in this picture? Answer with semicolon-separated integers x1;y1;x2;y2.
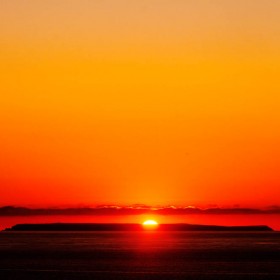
1;205;280;231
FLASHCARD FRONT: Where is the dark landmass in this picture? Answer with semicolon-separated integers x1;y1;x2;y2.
4;223;273;231
1;205;280;216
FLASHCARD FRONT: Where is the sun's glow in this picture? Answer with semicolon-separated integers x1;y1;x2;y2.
142;220;158;226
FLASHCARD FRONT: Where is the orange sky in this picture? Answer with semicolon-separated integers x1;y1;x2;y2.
1;0;280;207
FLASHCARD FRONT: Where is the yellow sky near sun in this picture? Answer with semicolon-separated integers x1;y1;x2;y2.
1;0;280;206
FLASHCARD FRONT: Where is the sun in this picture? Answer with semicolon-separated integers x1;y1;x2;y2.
142;220;159;229
143;220;158;225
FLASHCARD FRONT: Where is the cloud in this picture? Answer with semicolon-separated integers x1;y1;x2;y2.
0;205;280;216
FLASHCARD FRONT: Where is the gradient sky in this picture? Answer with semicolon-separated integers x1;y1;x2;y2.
1;0;280;207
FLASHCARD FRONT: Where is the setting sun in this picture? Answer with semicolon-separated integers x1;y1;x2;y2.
142;220;159;227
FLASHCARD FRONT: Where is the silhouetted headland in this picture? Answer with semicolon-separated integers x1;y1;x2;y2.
4;223;273;231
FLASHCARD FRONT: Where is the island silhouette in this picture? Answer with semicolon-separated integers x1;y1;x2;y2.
4;223;273;231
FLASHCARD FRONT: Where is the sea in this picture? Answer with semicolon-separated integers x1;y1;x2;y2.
0;231;280;279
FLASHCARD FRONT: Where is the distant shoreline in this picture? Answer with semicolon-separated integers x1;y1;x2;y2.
4;223;274;232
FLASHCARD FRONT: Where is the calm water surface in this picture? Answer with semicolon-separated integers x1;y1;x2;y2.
0;231;280;279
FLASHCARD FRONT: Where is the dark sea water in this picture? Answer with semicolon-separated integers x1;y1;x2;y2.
0;231;280;280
